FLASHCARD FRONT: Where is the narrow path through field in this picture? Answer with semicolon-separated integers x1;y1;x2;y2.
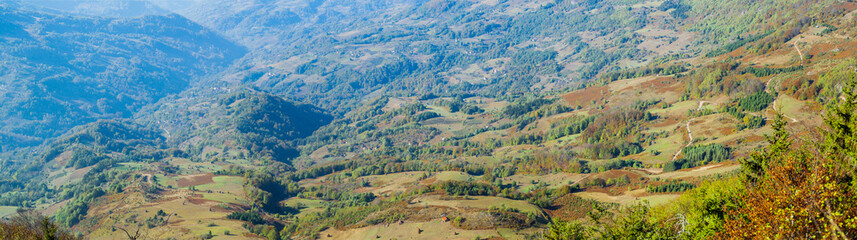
794;41;804;65
668;41;805;163
141;173;154;184
696;101;711;111
671;101;710;161
765;77;799;123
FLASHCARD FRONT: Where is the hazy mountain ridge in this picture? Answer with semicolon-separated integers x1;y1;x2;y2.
1;0;856;239
0;4;246;149
17;0;170;18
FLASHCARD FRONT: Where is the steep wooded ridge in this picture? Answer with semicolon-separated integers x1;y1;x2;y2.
1;0;857;239
20;0;170;18
0;2;245;150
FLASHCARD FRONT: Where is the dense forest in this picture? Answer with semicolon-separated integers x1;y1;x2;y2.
0;2;245;149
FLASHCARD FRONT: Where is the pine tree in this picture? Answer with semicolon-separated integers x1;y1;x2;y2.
823;78;857;171
740;113;790;184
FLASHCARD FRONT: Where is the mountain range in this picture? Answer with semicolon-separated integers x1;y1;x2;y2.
1;0;856;239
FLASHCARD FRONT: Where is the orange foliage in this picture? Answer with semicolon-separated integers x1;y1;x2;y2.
721;141;857;239
0;211;78;240
580;109;648;144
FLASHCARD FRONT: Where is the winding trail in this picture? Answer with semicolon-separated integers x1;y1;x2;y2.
671;101;710;161
669;41;804;162
141;174;154;184
765;77;800;123
794;41;804;65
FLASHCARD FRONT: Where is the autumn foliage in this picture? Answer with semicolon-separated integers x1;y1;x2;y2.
0;210;78;240
723;140;857;238
547;77;857;239
722;81;857;238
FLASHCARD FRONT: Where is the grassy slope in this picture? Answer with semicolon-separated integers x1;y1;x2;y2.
10;0;857;239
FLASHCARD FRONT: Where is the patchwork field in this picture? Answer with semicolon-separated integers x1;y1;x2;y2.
319;220;539;240
411;195;544;215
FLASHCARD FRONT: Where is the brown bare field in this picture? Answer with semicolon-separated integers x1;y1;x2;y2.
588;169;645;182
49;166;92;187
574;189;678;206
41;199;69;217
176;173;215;188
318;220;538;240
562;86;609;107
743;134;765;143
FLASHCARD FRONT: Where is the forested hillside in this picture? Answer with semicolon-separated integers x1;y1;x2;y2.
0;3;245;149
162;0;715;114
135;90;333;164
19;0;169;18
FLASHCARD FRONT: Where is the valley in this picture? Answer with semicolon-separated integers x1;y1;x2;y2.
1;0;857;239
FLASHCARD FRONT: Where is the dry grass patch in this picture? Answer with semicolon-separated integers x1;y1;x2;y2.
176;173;214;188
318;220;537;240
653;162;740;180
562;86;609;107
411;195;543;216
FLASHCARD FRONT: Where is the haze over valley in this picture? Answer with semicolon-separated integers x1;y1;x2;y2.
1;0;857;239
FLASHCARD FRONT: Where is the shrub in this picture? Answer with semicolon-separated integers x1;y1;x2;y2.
0;210;78;240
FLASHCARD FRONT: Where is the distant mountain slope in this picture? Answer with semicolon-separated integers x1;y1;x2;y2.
163;0;842;117
0;4;247;150
0;0;854;238
166;0;703;115
171;0;418;48
18;0;169;18
146;0;201;13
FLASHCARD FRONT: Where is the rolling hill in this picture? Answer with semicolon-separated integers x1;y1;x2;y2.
1;0;857;239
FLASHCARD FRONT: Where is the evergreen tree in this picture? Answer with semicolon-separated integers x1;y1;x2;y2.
740;114;790;184
823;78;857;170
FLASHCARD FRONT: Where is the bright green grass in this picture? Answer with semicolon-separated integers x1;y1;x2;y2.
201;193;246;205
0;206;18;218
283;198;325;218
648;100;697;115
195;182;227;191
434;171;475;181
212;176;243;184
155;174;178;188
196;176;244;202
642;134;684;162
545;134;581;146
